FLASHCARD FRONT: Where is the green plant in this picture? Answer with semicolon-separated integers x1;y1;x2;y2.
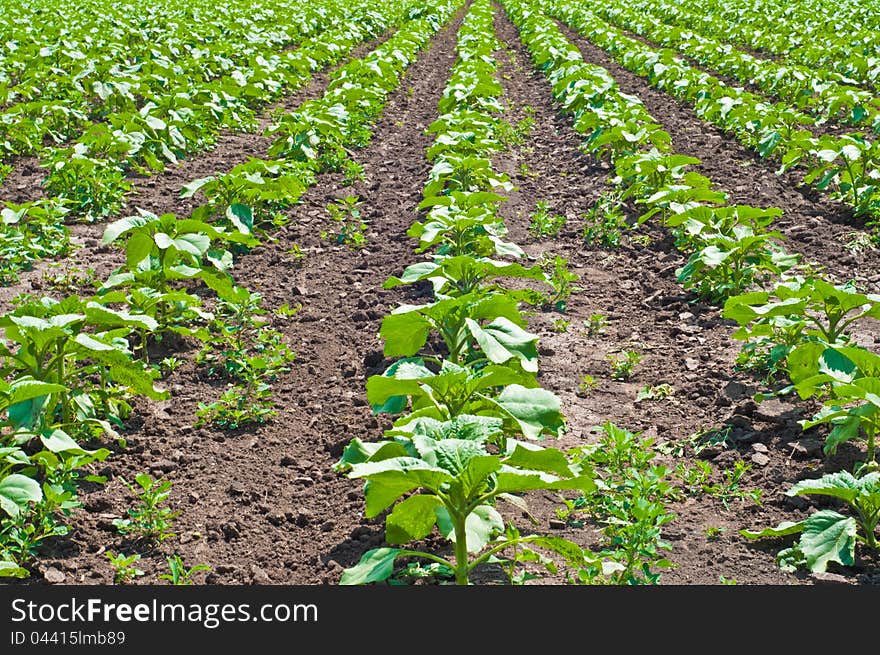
705;526;725;541
609;350;643;381
577;374;600;395
553;318;570;333
528;200;566;238
636;383;674;401
704;460;762;509
286;243;307;263
159;357;183;376
42;266;97;294
541;255;579;311
743;471;880;572
584;312;607;336
1;201;71;285
582;191;628;248
674;461;712;495
275;303;302;318
335;415;597;585
159;554;210;585
105;551;144;584
195;384;277;430
569;423;676;584
323;195;368;249
112;473;179;543
496;113;534;148
342;160;366;186
719;575;737;585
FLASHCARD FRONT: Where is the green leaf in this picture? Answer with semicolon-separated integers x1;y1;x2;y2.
339;548;402;585
436;504;504;553
786;471;867;503
799;510;856;573
489;384;564;439
504;441;574;476
0;474;42;517
380;311;432;357
6;379;66;406
0;561;29;578
465;317;539;372
385;495;442;544
741;521;805;540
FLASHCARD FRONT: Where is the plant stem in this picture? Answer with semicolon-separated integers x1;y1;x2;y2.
452;511;469;586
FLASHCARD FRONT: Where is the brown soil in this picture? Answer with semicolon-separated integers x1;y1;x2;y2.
3;2;880;588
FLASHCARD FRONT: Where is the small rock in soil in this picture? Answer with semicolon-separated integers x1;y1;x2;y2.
42;567;66;584
250;565;272;584
548;519;567;530
751;443;769;454
811;572;851;585
751;453;771;466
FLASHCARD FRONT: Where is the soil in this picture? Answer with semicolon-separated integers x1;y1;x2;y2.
3;2;880;587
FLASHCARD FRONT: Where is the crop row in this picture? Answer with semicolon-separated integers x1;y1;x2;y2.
0;0;414;288
1;0;410;224
547;2;880;231
510;0;880;573
0;0;461;578
669;0;880;88
592;0;880;132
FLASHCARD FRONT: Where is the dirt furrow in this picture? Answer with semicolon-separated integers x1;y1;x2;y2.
23;6;469;586
491;5;826;585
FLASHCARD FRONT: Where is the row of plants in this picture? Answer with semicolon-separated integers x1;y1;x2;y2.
0;0;463;578
0;0;430;287
0;0;351;158
336;0;677;586
2;0;413;224
548;2;880;234
591;0;880;132
671;0;880;88
509;0;880;575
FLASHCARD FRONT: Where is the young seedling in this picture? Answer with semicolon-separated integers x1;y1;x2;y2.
159;555;211;585
112;474;179;543
609;350;643;381
342;160;365;186
528;201;566;238
636;383;674;401
105;551;144;584
582;191;628;248
705;526;725;541
159;357;183;376
323;196;367;249
553;318;570;333
704;461;762;510
577;374;600;395
584;312;608;336
541;255;579;311
286;243;307;264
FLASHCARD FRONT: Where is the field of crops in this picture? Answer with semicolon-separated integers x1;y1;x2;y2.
1;0;879;587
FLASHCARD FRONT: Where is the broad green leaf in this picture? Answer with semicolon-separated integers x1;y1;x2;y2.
385;494;442;544
465;317;539;372
741;521;805;540
0;474;42;517
436;504;504;553
0;561;29;578
488;384;564;439
339;548;402;585
800;510;856;573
